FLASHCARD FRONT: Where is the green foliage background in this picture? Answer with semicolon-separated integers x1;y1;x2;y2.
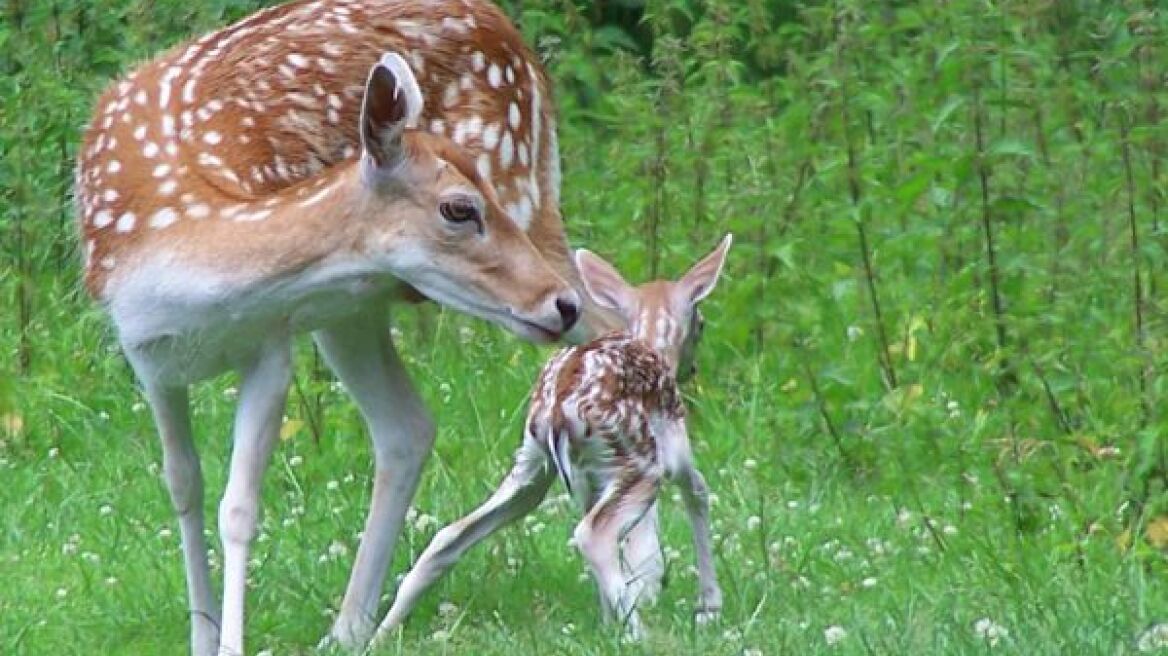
1;0;1166;654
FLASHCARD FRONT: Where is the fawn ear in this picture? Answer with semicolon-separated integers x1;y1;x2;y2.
575;249;635;314
678;233;733;306
360;52;423;172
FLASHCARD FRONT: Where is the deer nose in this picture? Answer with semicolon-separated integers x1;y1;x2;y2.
555;293;580;333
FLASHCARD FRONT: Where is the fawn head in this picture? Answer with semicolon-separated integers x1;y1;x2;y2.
575;234;733;381
357;53;579;341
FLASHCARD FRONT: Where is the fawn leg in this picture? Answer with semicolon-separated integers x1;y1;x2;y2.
673;465;721;623
574;476;659;640
371;444;553;642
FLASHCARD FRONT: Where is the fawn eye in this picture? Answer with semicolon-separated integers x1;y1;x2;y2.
440;198;480;226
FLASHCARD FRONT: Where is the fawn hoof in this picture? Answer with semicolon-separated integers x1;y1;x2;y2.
694;607;721;626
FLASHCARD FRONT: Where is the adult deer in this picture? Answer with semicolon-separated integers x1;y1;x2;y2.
75;1;615;653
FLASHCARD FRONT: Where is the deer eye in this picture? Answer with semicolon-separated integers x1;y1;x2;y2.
440;198;481;226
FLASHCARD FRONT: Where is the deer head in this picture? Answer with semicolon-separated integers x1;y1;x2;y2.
575;234;733;381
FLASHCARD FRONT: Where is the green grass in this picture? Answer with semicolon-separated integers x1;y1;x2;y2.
1;302;1164;654
2;0;1168;653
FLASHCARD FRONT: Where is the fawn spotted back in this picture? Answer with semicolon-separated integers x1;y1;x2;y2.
377;235;733;642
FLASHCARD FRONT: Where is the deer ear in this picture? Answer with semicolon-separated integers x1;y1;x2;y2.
678;233;733;305
575;249;635;314
360;52;424;171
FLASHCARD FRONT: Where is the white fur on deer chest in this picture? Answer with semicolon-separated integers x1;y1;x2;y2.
109;253;391;384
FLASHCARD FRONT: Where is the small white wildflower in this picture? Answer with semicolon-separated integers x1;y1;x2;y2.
824;625;847;646
664;546;682;562
48;447;60;459
288;455;303;467
833;548;854;562
256;650;274;656
131;402;146;413
104;576;118;586
743;458;758;470
81;551;100;564
98;411;110;421
413;513;440;532
290;505;305;516
437;601;459;618
743;649;763;656
973;618;1008;647
1136;623;1168;652
787;500;800;510
430;629;450;642
99;504;114;516
327;541;348;559
747;515;762;531
942;524;958;536
846;325;864;342
158;527;173;539
223;386;238;399
326;480;339;491
55;587;68;599
896;507;913;526
707;492;719;506
722;627;742;641
861;577;878;588
561;622;576;636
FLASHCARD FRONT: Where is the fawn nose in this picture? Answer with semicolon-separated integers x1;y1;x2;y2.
556;293;580;333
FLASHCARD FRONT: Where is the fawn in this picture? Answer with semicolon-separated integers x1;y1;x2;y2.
374;235;733;642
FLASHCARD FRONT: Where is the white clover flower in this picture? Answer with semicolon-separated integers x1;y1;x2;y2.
288;455;303;467
942;524;958;536
1137;623;1168;652
846;325;864;342
104;576;118;586
973;618;1008;646
438;601;459;618
99;504;114;516
824;625;847;646
223;386;238;399
742;649;763;656
430;629;450;642
326;480;339;491
48;447;60;459
861;577;878;588
743;458;758;470
747;515;762;531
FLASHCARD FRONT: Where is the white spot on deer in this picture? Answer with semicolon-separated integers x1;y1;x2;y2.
103;189;119;202
459;73;474;91
442;81;459;109
322;42;344;57
181;111;194;127
287;53;309;68
162;115;176;137
134;90;148;106
316;57;337;74
93;210;114;228
105;136;118;151
518;141;529;167
505;66;516;85
241;116;256;127
408;50;425;74
148;207;179;229
499;131;514;169
186;204;211;219
471;51;486;72
159;179;179;196
327;108;340;124
482;122;500;150
236;209;272;222
153;164;171;178
298;184;332;207
198;152;224;169
452;116;482;145
327;94;343;110
165;142;179;156
115;211;137;233
508;102;521;130
182;80;197;104
516;194;534;228
278;64;296;79
106;160;122;174
133;124;147;141
100;256;116;270
487;63;502;88
441;16;468;33
430;119;446;135
143;142;159;158
203;131;222;145
476;153;492;183
84;240;95;265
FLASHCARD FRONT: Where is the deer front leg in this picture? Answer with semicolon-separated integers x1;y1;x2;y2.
672;465;721;624
371;443;553;643
313;308;435;650
218;336;292;656
142;383;220;656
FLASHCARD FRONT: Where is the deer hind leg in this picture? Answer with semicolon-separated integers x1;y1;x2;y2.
671;465;721;624
618;500;664;606
312;307;436;650
372;442;553;643
574;475;660;640
142;383;220;656
217;335;292;656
